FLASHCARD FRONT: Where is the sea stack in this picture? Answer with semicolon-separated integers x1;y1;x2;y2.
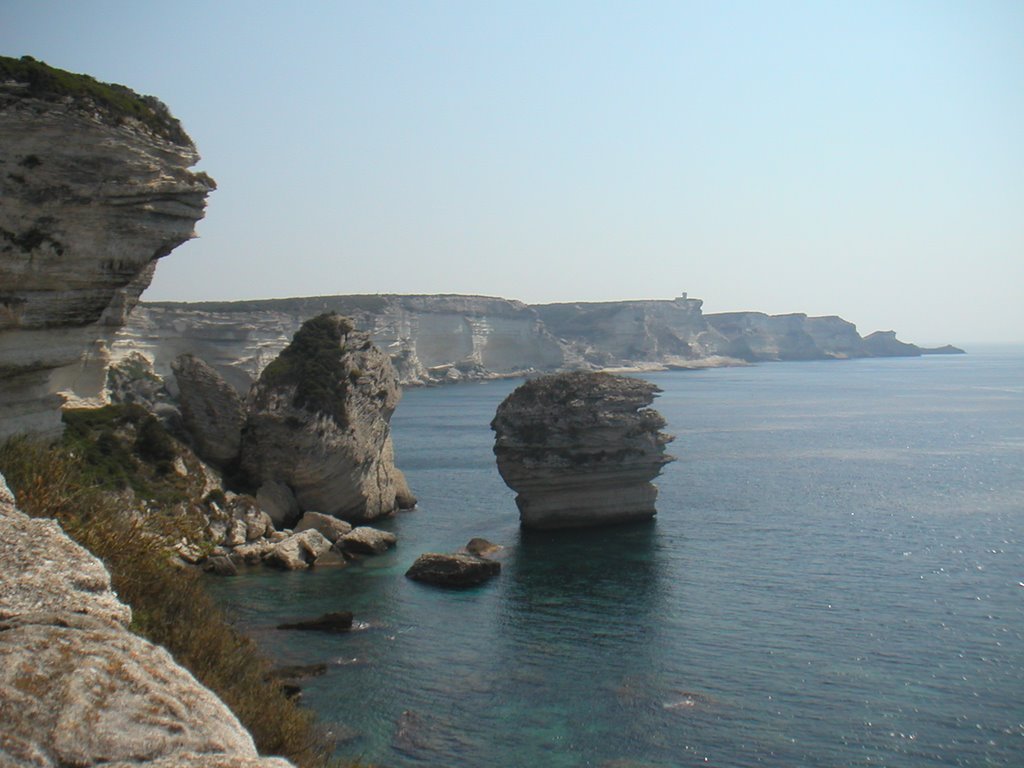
240;313;415;526
491;371;675;529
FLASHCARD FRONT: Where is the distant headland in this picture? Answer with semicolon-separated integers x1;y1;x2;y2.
110;292;965;393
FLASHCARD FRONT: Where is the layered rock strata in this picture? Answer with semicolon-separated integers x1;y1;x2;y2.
111;293;960;396
491;372;675;529
172;353;246;468
0;473;291;768
240;313;414;526
0;56;214;440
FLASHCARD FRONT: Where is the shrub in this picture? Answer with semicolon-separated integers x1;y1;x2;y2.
0;438;338;767
0;54;189;144
260;313;355;426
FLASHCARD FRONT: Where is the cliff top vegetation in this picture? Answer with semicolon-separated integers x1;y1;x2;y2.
0;418;337;766
0;54;189;144
259;312;357;426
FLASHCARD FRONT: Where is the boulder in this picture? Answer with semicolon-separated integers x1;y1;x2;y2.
171;354;246;468
461;538;503;558
240;313;412;523
0;468;291;768
491;371;675;529
263;529;332;570
256;480;301;529
293;510;353;543
228;539;274;566
405;553;501;588
202;554;238;577
338;526;397;555
277;612;354;633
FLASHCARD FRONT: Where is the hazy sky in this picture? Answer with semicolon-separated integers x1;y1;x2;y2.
3;1;1022;344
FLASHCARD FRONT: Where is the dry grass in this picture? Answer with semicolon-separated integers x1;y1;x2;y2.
0;436;340;767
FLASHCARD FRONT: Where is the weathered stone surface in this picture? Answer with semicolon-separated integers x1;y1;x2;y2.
277;611;353;632
0;617;260;766
240;313;411;523
492;371;675;529
228;539;274;566
0;57;214;440
172;354;246;467
405;553;501;588
462;538;503;558
0;470;293;768
263;529;332;570
255;480;300;529
0;483;131;627
338;526;397;555
112;293;952;392
293;510;353;543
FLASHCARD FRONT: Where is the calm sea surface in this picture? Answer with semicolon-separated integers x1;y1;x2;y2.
208;350;1024;767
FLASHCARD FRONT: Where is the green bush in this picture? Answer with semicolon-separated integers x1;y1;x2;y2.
0;55;189;144
260;313;355;427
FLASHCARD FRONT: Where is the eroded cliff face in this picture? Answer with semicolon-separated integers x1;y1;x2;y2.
0;57;214;439
491;372;675;529
112;293;953;396
239;313;414;526
114;294;569;393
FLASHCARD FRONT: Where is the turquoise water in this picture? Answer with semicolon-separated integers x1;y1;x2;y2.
209;351;1024;767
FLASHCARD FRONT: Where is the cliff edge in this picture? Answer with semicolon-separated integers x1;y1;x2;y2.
0;472;291;768
0;55;214;440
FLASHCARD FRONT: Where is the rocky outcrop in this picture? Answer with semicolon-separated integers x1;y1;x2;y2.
492;372;675;529
0;472;290;768
172;354;246;468
0;56;214;440
405;552;501;588
240;313;414;525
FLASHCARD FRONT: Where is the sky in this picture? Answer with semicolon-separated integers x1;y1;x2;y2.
2;1;1022;344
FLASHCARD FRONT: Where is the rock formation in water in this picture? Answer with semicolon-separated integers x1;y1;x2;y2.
0;473;291;768
239;313;415;526
172;353;246;469
491;371;675;529
0;56;214;440
109;293;960;396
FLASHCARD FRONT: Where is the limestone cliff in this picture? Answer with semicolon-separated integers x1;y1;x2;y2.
0;56;214;440
239;313;414;526
111;293;957;394
114;294;570;392
0;473;291;768
491;372;675;529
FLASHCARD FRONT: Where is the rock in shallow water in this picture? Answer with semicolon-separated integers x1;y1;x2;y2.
405;553;501;588
491;371;675;529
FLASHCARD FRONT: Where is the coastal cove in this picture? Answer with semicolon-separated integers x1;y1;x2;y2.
208;351;1024;768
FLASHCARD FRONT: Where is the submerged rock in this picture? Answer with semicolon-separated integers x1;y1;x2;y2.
405;553;501;588
240;313;414;524
277;612;353;633
491;371;675;529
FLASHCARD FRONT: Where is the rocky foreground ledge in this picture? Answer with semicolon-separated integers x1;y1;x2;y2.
492;372;675;529
0;473;292;768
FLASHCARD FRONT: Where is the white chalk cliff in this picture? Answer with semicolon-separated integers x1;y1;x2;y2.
0;56;214;440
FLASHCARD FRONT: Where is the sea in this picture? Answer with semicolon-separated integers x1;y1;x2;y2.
207;348;1024;768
